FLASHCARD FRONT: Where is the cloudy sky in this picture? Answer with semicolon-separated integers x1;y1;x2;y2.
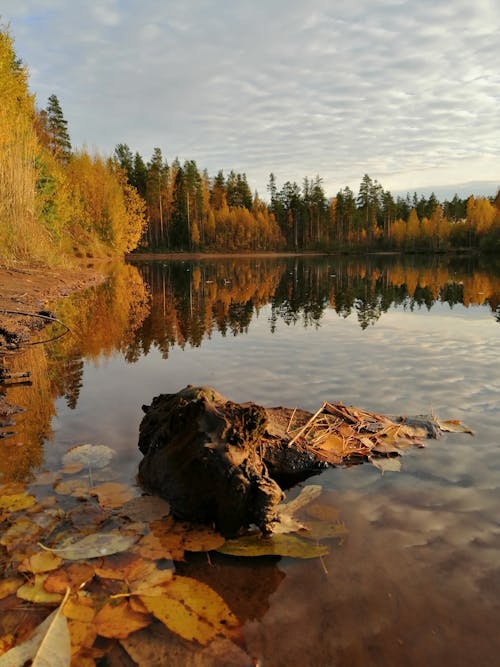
2;0;499;198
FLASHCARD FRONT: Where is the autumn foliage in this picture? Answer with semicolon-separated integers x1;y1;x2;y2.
0;25;146;264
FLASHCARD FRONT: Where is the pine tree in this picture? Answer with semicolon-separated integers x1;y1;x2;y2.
46;94;72;162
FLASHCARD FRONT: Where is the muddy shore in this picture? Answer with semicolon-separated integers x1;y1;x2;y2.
0;262;106;350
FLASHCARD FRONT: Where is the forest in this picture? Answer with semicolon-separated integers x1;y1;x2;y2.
1;23;500;266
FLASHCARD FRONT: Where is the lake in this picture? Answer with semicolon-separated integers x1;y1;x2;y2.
1;254;499;666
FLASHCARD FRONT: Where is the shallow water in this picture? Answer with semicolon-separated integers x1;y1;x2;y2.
1;254;499;665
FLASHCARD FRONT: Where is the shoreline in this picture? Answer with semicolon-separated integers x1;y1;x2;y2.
0;261;107;352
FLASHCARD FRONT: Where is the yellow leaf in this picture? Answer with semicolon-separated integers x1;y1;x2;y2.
140;575;239;646
437;419;474;435
218;533;329;559
0;493;36;512
0;634;15;657
93;601;150;639
67;620;97;655
19;550;63;574
370;456;402;473
0;578;23;600
17;574;63;605
0;590;71;667
62;595;95;623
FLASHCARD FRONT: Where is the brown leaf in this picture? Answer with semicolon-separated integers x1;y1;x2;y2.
44;562;95;594
90;482;136;509
0;518;42;553
119;495;170;522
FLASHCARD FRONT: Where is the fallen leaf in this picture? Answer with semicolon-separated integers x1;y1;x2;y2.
437;419;474;435
16;574;63;605
18;550;63;574
119;495;171;522
140;575;239;646
60;463;84;475
90;482;136;509
0;634;15;657
0;493;36;513
94;600;150;639
54;479;90;498
305;503;340;521
47;532;138;561
218;533;329;559
0;589;70;667
62;595;96;623
0;578;23;600
63;444;115;470
67;504;109;529
95;555;174;599
0;518;42;553
137;518;224;561
44;563;95;594
299;520;348;541
274;485;322;534
67;619;97;655
30;471;61;486
370;456;402;473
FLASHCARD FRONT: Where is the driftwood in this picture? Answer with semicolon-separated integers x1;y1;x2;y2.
138;385;470;537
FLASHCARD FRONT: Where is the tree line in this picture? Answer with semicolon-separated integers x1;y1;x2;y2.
115;145;500;254
1;22;499;265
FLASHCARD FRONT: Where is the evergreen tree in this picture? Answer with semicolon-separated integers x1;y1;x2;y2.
113;143;134;182
46;94;72;162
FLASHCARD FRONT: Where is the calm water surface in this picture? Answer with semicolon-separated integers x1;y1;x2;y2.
1;255;499;666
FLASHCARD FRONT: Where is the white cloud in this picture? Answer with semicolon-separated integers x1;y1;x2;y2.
2;0;499;196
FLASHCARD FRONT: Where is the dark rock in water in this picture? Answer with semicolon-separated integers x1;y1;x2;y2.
138;386;285;536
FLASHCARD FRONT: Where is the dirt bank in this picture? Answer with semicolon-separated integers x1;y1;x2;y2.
0;262;106;350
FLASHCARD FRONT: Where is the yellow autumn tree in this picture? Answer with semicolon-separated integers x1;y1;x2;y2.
0;25;45;261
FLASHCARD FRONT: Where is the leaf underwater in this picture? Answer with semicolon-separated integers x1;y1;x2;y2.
0;493;36;512
273;485;322;534
437;419;474;435
139;575;239;646
44;532;138;560
62;444;115;470
218;533;329;559
0;589;70;667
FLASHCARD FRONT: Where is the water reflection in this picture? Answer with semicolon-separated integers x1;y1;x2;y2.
0;263;149;482
130;255;500;364
2;254;499;485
